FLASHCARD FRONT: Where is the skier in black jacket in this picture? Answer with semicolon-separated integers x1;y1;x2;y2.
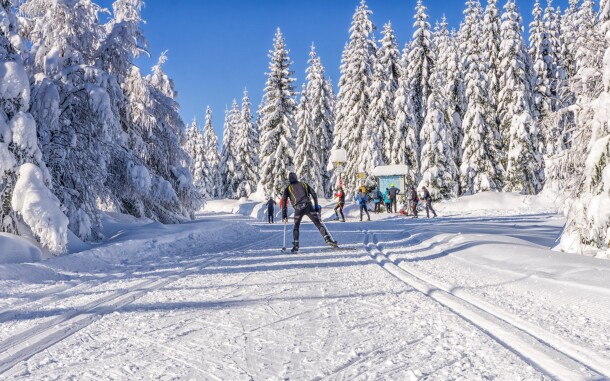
421;186;437;218
265;197;277;223
281;172;337;253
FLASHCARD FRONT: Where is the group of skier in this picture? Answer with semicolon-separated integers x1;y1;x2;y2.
263;172;438;253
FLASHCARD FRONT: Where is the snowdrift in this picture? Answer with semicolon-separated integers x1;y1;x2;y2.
436;191;560;216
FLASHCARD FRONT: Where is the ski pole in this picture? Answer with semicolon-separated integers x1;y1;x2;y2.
282;219;287;251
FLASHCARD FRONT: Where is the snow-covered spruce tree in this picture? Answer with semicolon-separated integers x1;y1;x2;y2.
548;5;570;112
145;53;203;218
332;0;375;194
96;0;146;82
540;0;571;157
258;28;296;197
574;0;604;77
202;106;222;198
498;0;544;194
295;86;322;190
220;101;240;199
460;0;503;194
376;22;401;164
406;0;434;171
392;44;418;185
235;90;258;198
0;0;68;254
22;0;125;240
560;11;610;253
295;45;334;196
482;0;502;144
360;35;384;177
419;21;458;199
95;0;158;220
445;28;465;189
561;0;580;79
530;0;553;121
183;117;206;196
309;48;335;197
531;0;563;156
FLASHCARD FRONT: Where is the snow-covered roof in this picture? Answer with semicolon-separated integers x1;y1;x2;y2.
372;165;410;176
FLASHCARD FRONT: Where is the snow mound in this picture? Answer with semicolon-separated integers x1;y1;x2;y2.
437;191;559;215
11;163;69;254
0;233;43;264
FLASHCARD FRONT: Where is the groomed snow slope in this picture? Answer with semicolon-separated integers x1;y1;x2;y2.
0;193;608;380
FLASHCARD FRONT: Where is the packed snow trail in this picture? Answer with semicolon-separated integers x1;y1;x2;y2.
0;213;608;380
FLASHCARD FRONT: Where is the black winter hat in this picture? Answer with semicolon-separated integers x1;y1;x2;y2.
289;172;299;184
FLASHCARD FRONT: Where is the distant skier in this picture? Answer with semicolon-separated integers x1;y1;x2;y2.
281;172;337;253
421;186;437;218
355;187;371;222
409;186;419;218
373;189;383;213
334;186;346;222
265;197;277;223
384;188;391;213
388;183;400;213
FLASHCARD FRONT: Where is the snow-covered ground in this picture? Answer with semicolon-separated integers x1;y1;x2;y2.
0;193;609;380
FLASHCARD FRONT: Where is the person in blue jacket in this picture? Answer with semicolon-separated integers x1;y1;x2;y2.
355;187;371;222
383;188;391;213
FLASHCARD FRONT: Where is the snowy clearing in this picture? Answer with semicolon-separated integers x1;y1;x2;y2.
0;194;609;380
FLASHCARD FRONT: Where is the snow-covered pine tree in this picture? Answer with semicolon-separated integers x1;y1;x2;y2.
295;45;334;195
406;0;434;173
360;33;384;177
531;0;564;156
498;0;544;194
145;53;203;218
482;0;502;146
295;86;322;189
561;0;580;79
258;28;296;197
95;0;157;221
445;28;465;190
183;117;206;196
560;9;610;252
202;106;222;198
307;47;336;197
392;44;418;185
332;0;376;193
96;0;146;82
419;20;458;199
376;22;401;164
460;0;503;194
574;0;604;77
23;0;125;240
221;101;240;199
235;90;258;198
530;0;553;122
549;5;569;113
0;0;68;254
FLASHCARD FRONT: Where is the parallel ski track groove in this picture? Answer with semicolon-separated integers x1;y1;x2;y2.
0;232;280;376
362;229;607;381
383;227;610;378
0;236;273;325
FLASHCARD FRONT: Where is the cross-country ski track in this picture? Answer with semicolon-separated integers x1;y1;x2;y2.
1;211;609;380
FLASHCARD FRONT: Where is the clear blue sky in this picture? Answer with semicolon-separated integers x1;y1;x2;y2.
97;0;571;140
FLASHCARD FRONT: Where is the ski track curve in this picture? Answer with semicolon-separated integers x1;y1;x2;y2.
361;228;608;381
0;232;281;377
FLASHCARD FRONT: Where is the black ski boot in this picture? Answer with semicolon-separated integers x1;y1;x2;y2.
324;235;338;248
291;241;299;254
